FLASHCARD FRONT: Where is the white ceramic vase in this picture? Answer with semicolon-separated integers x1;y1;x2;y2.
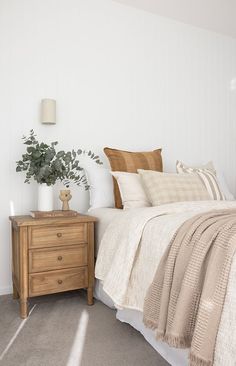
38;184;53;211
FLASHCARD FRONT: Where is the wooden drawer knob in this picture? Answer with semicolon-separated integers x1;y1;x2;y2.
58;279;63;284
57;233;62;238
57;256;62;261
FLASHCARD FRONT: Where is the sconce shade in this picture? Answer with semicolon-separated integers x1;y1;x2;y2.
41;98;56;124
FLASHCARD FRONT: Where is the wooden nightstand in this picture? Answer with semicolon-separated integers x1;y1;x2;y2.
9;214;96;318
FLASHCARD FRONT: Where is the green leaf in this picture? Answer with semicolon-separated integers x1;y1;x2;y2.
57;151;64;158
27;146;35;153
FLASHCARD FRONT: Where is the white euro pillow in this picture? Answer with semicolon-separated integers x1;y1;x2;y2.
83;163;115;210
217;174;234;201
111;171;150;209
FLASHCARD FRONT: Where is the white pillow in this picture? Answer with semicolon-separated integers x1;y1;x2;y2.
83;164;114;210
217;174;234;201
111;171;150;209
176;160;234;201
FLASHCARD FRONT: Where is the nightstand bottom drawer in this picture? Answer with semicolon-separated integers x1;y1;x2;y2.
29;267;88;297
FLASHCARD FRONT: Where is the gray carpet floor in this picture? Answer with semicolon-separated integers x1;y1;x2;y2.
0;291;169;366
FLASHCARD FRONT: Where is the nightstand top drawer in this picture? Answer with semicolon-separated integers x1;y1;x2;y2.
29;224;87;248
29;244;87;273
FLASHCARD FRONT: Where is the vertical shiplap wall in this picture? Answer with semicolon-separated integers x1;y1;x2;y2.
0;0;236;293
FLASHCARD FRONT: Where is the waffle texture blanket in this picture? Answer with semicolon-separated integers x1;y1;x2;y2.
143;209;236;366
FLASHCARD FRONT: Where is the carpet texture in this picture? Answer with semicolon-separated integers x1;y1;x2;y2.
0;291;169;366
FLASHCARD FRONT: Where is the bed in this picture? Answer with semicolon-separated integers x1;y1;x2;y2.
90;201;236;366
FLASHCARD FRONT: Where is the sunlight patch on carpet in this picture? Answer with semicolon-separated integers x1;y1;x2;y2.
0;304;37;361
66;310;89;366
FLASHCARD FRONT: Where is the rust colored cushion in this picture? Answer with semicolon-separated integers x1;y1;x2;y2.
104;147;163;208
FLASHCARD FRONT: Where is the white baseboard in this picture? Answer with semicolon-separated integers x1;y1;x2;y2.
0;286;12;296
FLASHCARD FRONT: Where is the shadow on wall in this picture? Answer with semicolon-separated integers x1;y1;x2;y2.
231;78;236;90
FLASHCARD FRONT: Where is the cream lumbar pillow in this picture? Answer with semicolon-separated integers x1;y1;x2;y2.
111;172;150;209
138;170;211;206
176;160;225;201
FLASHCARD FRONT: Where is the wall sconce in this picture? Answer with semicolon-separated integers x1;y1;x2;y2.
41;98;56;124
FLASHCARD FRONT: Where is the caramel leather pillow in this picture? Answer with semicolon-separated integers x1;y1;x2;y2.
104;147;163;208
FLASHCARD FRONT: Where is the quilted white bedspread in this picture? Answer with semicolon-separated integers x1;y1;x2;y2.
95;201;236;366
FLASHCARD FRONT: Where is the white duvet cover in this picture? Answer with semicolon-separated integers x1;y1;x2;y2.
95;201;236;366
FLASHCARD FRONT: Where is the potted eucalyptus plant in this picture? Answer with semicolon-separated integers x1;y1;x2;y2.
16;130;102;211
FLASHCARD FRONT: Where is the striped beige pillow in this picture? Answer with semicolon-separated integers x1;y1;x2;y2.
138;170;211;206
176;160;225;200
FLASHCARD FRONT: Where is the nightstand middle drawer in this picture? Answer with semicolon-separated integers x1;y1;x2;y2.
29;244;87;273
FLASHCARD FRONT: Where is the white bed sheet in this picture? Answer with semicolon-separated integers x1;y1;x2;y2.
89;208;124;256
90;207;188;366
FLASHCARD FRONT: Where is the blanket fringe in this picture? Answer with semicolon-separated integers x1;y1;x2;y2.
189;352;212;366
143;317;191;348
156;330;190;348
143;317;158;331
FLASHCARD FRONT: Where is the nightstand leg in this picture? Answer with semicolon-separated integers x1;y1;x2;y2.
87;287;94;305
20;298;28;319
13;283;19;299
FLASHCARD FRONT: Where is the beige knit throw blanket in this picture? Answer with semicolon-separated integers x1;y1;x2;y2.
143;209;236;366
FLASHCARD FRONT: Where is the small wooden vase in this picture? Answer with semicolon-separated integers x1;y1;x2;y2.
59;190;72;211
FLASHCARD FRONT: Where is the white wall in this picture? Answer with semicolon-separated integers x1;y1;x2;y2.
0;0;236;294
116;0;236;38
